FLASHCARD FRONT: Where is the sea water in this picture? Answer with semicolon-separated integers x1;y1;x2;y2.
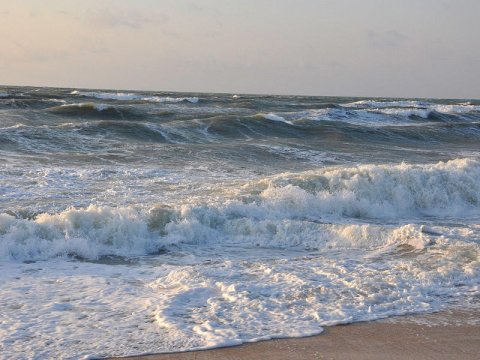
0;87;479;359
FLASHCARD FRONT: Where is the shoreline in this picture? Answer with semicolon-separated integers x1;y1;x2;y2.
107;309;480;360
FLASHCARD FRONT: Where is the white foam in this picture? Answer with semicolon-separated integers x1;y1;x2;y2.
0;210;435;261
1;159;480;358
147;96;199;104
344;100;431;108
0;205;165;260
92;103;111;111
1;230;478;358
296;108;412;126
294;103;480;126
255;158;480;219
71;90;199;103
71;91;139;101
343;100;480;117
2;159;479;261
433;104;480;114
261;113;292;124
369;107;432;118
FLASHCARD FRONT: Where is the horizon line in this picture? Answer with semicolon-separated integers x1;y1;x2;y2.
1;83;478;102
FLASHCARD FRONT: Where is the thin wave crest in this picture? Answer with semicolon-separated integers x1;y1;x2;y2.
47;102;146;120
71;90;199;103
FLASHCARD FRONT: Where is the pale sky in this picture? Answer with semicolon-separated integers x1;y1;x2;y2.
1;0;479;98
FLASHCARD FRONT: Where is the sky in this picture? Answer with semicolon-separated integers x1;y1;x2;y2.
0;0;479;98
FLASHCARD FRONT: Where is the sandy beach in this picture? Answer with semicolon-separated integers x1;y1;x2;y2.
109;309;480;360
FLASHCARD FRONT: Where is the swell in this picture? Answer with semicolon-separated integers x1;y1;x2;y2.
2;115;480;150
2;88;480;154
0;98;67;110
46;103;148;120
2;158;479;261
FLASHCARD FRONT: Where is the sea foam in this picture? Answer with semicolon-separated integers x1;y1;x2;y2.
2;159;479;261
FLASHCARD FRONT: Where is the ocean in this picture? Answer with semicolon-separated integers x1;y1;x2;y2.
0;86;479;359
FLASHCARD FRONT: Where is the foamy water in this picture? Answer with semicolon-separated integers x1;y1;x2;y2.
1;87;479;359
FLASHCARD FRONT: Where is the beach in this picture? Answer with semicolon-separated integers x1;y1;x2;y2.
112;310;480;360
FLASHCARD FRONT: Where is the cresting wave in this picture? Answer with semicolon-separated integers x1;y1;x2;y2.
50;102;116;112
340;100;480;123
2;158;479;261
344;99;480;112
46;102;148;120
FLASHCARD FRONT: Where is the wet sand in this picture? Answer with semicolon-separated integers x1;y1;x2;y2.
108;309;480;360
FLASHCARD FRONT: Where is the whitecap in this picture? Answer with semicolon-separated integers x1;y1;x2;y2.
71;90;199;104
261;113;292;124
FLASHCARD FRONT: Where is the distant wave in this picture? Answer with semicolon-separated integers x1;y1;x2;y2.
46;102;146;120
343;100;480;118
292;105;480;127
258;113;293;124
71;90;199;103
344;100;431;108
367;108;433;118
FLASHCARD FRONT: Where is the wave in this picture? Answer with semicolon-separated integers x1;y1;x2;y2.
433;104;480;114
258;113;292;124
76;120;167;142
10;120;167;143
343;100;480;118
295;108;414;125
0;206;439;261
344;100;431;108
277;109;480;138
0;98;68;110
251;158;480;218
372;105;480;118
0;92;10;98
47;102;146;120
2;117;480;154
0;206;159;260
71;90;199;103
367;108;433;119
2;159;479;261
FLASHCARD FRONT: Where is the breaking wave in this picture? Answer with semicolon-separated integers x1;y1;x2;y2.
342;100;480;120
2;158;479;261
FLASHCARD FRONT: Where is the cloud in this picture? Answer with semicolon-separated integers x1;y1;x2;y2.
3;41;70;63
367;30;408;48
84;8;169;29
187;2;203;12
